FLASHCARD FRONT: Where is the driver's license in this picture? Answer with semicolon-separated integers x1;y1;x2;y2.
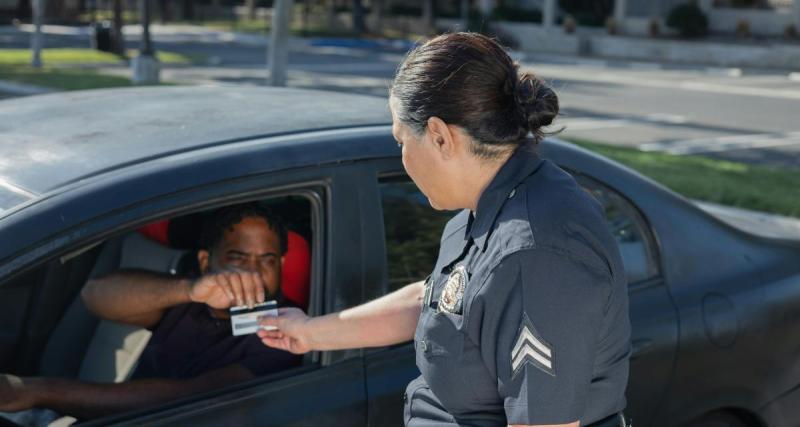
230;300;278;336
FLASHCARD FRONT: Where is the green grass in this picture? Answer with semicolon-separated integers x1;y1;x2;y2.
0;48;200;65
568;139;800;219
194;18;359;38
0;65;135;90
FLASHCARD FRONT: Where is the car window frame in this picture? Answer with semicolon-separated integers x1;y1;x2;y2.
0;166;382;424
568;170;663;286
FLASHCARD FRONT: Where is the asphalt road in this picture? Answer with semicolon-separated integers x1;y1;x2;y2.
2;24;799;168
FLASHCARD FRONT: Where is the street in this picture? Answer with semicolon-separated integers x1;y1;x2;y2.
2;24;799;168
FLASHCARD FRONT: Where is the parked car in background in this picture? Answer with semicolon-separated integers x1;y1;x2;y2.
0;87;798;427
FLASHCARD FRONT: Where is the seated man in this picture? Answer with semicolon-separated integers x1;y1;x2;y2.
0;203;302;422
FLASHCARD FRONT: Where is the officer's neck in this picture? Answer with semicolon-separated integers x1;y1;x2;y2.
460;152;511;212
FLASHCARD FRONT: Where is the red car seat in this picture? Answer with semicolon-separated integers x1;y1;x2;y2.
138;219;310;310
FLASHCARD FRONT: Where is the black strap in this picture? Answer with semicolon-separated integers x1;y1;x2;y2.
586;412;626;427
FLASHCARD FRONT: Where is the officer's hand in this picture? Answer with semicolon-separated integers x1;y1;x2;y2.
0;374;35;412
189;271;267;309
257;307;313;354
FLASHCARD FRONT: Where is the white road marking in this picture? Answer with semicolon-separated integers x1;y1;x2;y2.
525;65;800;100
644;113;688;124
556;118;630;131
558;113;688;131
640;131;800;155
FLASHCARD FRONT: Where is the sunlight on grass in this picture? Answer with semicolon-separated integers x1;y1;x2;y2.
0;48;199;65
568;139;800;218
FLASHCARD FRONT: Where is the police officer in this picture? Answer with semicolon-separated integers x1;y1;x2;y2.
258;32;631;427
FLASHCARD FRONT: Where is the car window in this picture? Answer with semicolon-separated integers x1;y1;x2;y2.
575;175;660;284
380;178;455;292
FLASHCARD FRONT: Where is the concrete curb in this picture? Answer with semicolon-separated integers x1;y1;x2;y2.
694;200;800;241
0;80;54;96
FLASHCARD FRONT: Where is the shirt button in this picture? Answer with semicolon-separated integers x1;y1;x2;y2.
508;188;516;199
419;340;427;352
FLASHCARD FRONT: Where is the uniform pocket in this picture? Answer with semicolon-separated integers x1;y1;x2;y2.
422;311;464;357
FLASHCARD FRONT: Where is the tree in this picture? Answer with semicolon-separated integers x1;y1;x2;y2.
422;0;435;34
246;0;257;20
158;0;172;23
181;0;193;20
352;0;366;34
112;0;126;57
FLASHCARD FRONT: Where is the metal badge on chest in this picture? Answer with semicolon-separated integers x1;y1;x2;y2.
438;265;468;314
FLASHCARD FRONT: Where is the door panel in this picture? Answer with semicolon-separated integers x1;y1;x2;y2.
98;362;366;427
365;345;419;427
626;281;680;427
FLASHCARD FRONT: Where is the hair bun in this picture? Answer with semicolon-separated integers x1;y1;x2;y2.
514;73;559;131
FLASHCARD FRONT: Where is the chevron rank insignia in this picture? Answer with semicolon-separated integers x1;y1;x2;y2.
511;314;555;377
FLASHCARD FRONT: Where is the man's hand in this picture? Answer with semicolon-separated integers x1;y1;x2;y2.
257;307;313;354
0;374;35;413
189;271;268;309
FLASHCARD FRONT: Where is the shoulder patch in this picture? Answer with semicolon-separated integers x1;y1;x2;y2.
511;313;555;377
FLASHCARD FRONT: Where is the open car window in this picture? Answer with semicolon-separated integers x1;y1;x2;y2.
380;173;660;288
2;194;321;424
379;177;455;293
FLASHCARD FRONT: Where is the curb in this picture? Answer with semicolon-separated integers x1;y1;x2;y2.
0;80;54;96
694;200;800;241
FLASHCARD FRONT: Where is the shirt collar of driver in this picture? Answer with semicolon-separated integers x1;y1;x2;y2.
468;142;543;252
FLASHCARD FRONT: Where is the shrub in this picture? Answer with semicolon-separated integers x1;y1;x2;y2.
735;19;750;37
784;24;798;39
648;17;661;37
558;0;613;27
666;2;709;38
563;14;577;33
491;6;542;23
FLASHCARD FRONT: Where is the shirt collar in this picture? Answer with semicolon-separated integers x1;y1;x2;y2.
468;143;543;251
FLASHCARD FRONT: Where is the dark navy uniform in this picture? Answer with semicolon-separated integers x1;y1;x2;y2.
404;144;631;426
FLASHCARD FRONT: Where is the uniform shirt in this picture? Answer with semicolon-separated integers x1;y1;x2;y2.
404;143;631;426
133;298;302;379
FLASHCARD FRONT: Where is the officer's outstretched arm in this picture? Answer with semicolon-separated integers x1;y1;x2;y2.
258;280;424;353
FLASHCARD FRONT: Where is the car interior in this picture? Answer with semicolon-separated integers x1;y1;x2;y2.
2;195;316;426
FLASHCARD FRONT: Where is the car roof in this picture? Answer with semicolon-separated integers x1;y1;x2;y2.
0;86;392;211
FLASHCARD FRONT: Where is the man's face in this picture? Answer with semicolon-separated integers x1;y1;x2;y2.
199;216;283;298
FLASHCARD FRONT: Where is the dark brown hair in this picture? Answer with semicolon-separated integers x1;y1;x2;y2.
390;32;559;158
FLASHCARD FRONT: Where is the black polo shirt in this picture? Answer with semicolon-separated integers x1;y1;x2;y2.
404;143;631;426
133;297;301;379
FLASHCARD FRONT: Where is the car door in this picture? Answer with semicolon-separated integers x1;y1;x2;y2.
0;165;370;427
359;156;679;427
353;158;454;427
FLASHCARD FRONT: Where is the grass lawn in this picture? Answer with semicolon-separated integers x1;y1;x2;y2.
568;139;800;219
0;48;199;65
0;65;134;91
0;48;198;91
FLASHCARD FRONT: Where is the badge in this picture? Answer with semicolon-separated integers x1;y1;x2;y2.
438;265;467;314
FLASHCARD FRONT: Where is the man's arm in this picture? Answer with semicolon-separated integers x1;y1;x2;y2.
0;365;252;420
258;280;424;353
81;270;192;328
82;270;270;328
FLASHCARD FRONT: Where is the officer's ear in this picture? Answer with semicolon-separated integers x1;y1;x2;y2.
197;249;210;274
426;116;459;160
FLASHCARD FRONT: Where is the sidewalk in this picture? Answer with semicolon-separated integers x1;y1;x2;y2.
695;200;800;241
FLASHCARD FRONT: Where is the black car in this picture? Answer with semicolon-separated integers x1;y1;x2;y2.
0;87;798;427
